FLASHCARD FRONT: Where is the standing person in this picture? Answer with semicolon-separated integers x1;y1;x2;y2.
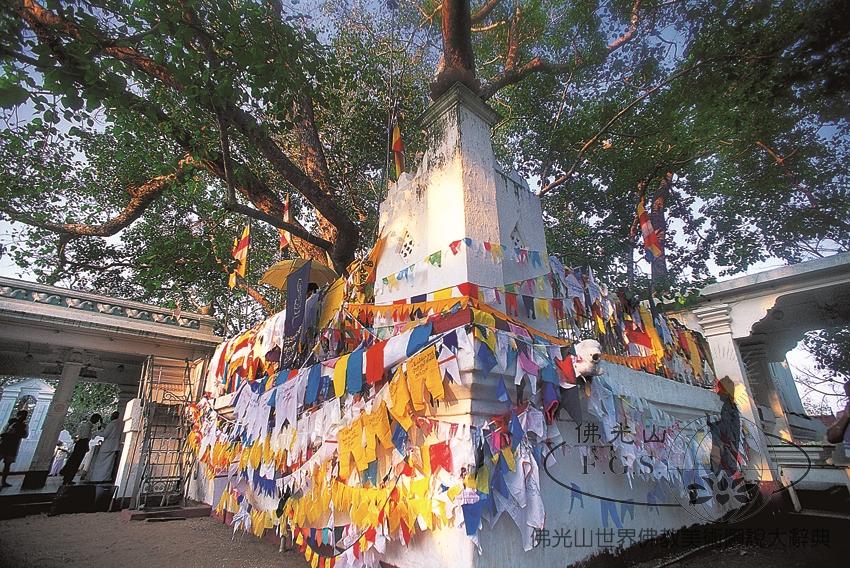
60;414;101;485
826;381;850;464
0;411;29;488
708;376;741;477
49;430;73;477
88;411;122;482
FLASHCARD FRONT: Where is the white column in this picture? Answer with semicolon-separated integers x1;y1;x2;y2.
116;385;137;419
22;353;84;488
0;393;16;428
738;343;793;440
693;304;777;482
12;388;55;472
374;84;557;335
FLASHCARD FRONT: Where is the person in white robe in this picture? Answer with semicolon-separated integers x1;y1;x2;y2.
88;411;123;482
49;430;73;476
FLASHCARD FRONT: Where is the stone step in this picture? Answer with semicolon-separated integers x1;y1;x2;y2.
791;509;850;521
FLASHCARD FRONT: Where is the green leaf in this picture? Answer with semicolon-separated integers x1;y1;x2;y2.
0;83;28;109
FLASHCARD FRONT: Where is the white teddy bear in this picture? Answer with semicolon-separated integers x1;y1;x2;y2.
574;338;603;380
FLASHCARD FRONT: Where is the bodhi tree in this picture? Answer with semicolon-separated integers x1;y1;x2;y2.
1;0;848;336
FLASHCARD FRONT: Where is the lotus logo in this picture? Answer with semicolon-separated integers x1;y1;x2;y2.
688;471;754;506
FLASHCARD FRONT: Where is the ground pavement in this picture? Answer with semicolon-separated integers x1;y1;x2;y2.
0;511;844;567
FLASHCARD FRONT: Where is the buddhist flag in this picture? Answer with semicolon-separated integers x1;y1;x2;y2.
228;226;250;289
278;194;291;250
391;123;405;180
637;197;663;262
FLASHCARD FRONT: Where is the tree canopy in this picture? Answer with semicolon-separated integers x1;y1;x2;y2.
1;0;848;341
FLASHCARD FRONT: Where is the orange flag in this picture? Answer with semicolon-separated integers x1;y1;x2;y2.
228;226;250;289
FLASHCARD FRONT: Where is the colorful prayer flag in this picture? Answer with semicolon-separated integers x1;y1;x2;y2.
637;197;663;262
391;123;405;180
228;225;250;289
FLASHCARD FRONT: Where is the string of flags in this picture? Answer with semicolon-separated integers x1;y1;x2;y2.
194;220;726;567
380;237;549;292
189;291;734;567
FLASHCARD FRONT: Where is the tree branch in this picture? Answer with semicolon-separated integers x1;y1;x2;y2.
190;152;335;252
471;20;507;33
539;59;713;196
11;0;358;269
419;0;502;27
479;0;643;98
472;0;503;23
1;156;192;237
236;274;273;314
504;3;522;72
480;57;571;99
607;0;642;53
14;0;182;90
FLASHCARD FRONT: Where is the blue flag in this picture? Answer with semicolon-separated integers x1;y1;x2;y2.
284;260;311;336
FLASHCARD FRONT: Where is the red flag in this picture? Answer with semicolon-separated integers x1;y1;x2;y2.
365;340;387;384
428;441;453;474
556;354;577;385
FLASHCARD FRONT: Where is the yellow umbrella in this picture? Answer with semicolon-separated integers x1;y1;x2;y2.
260;259;337;289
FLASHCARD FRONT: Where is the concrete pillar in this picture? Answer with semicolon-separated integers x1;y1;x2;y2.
116;385;137;419
738;342;792;440
374;84;557;335
114;398;144;505
13;386;56;472
0;394;16;430
22;353;84;488
692;304;777;482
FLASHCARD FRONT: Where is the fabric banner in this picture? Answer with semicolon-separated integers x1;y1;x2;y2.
284;259;312;336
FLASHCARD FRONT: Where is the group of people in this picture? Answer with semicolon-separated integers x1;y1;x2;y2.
59;411;123;485
0;409;123;488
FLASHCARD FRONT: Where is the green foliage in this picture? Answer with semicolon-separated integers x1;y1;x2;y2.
0;378;117;433
803;326;850;383
490;0;850;296
0;0;847;338
61;382;120;433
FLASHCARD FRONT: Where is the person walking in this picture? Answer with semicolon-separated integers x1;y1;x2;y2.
0;410;29;488
60;414;101;485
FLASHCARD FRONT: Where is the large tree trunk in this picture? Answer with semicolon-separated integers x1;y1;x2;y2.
431;0;480;99
290;95;338;267
649;172;672;289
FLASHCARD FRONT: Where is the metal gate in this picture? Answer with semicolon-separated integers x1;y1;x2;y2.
131;356;204;510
